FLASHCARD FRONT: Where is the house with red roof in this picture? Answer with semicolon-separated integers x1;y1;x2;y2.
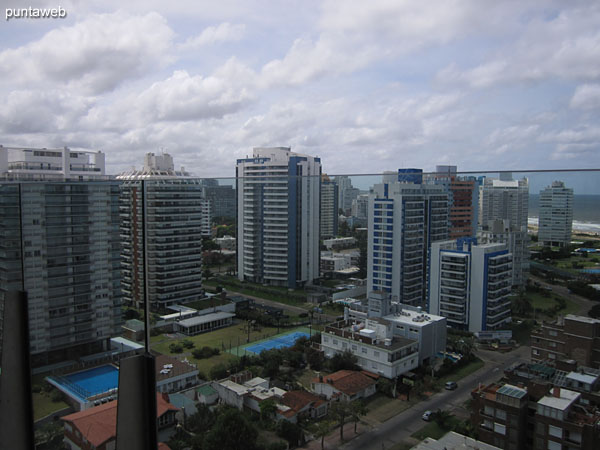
277;390;328;423
62;393;179;450
310;370;377;402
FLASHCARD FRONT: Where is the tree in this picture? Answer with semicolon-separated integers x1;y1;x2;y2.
350;400;368;434
209;363;228;380
330;400;352;442
276;420;304;448
259;398;277;423
327;350;358;372
311;420;332;450
204;408;259;450
186;403;215;434
435;409;453;429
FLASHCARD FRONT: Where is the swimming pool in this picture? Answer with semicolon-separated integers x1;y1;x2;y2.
245;331;310;355
49;365;119;402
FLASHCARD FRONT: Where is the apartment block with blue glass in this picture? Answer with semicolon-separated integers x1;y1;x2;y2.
429;238;513;332
367;169;448;309
236;147;321;288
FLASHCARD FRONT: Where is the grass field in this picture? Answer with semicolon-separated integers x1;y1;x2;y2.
32;392;69;421
525;291;579;318
365;393;414;423
151;322;278;356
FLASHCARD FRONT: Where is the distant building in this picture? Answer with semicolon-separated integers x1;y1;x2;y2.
155;354;200;393
117;153;205;311
334;175;360;215
202;182;236;220
411;431;501;450
62;393;178;449
321;175;339;238
429;238;512;332
531;315;600;369
539;181;574;248
323;237;356;250
479;173;529;285
429;165;479;239
367;169;448;308
236;147;321;288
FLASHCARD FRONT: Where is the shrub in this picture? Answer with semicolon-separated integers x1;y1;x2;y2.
50;390;63;402
169;343;183;354
182;339;195;349
32;384;42;394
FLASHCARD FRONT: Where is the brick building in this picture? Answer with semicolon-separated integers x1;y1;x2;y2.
531;314;600;369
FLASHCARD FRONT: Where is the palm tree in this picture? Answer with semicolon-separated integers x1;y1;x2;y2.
312;419;332;450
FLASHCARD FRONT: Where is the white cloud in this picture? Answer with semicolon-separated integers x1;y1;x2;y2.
179;23;245;50
0;11;175;94
570;84;600;110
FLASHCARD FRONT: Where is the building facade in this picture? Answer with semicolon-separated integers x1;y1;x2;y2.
429;238;512;332
236;147;321;288
320;175;339;238
538;181;574;248
367;169;448;308
0;146;121;367
530;315;600;369
429;165;479;239
117;153;205;311
479;174;529;285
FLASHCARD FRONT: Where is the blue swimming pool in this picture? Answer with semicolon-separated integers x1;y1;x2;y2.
581;268;600;274
245;331;310;355
51;365;119;401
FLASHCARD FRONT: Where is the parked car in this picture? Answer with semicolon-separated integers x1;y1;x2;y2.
422;410;435;421
445;381;458;390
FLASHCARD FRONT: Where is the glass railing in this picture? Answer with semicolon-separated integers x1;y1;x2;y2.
0;168;599;448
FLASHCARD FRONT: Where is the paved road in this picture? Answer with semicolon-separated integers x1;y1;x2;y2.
341;345;531;450
529;274;594;316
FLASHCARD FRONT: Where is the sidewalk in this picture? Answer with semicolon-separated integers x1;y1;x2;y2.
303;421;370;450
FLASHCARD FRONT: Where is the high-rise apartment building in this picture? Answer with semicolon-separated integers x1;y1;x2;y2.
320;175;338;238
236;147;321;288
202;181;236;221
117;153;205;311
367;169;448;308
334;175;360;215
479;174;529;286
538;181;574;248
429;238;512;332
0;146;121;367
429;165;479;239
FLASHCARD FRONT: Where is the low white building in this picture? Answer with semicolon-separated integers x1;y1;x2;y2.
175;312;235;336
321;319;419;379
155;355;200;393
345;291;447;366
323;237;356;250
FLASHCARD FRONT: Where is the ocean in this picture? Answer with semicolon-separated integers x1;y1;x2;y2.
528;194;600;233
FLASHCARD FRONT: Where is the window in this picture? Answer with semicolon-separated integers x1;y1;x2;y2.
333;339;338;345
548;353;556;360
495;409;506;420
361;348;367;354
549;330;557;337
484;405;494;417
548;425;562;438
374;351;380;358
547;441;560;450
532;349;540;355
494;423;506;435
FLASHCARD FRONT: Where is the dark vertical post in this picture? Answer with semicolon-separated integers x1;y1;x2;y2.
0;291;35;450
116;353;158;450
116;179;158;449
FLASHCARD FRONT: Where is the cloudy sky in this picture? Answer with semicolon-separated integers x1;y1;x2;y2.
1;0;599;177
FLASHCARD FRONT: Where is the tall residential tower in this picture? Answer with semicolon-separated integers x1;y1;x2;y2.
236;147;321;288
538;181;573;248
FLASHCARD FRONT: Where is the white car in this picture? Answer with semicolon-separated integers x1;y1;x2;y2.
422;410;434;421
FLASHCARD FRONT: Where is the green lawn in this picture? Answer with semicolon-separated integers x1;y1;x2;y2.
151;322;278;355
32;392;69;421
551;255;600;273
411;417;460;441
365;393;414;423
194;352;238;376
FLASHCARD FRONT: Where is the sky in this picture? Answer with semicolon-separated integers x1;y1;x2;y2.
1;0;600;178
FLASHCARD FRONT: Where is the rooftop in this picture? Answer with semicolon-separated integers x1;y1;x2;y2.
538;387;580;411
497;384;527;399
155;354;198;382
324;320;416;351
312;370;376;396
411;431;501;450
62;393;178;448
177;311;235;327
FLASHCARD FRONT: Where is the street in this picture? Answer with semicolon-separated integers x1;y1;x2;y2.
340;345;531;450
